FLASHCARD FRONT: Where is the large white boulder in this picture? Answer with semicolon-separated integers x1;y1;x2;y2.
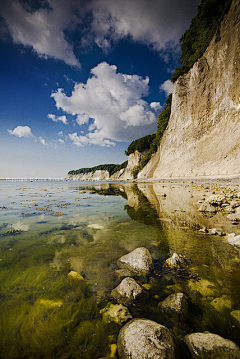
117;318;176;359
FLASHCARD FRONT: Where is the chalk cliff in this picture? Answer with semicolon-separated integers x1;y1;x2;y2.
139;0;240;179
66;150;148;181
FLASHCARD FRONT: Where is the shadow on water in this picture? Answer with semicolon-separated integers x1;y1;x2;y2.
0;181;240;357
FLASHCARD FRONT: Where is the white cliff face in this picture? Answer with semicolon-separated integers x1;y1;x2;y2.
139;0;240;179
119;150;149;181
66;170;110;181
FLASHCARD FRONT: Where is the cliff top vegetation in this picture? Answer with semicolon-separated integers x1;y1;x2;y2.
171;0;233;82
125;134;156;156
68;161;128;177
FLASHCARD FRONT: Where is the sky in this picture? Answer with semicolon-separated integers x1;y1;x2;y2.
0;0;200;178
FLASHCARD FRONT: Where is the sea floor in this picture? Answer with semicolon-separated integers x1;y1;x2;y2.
0;179;240;358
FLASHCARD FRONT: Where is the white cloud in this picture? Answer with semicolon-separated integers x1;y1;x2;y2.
39;137;46;145
48;114;68;124
58;138;64;144
150;102;162;111
8;125;34;138
51;62;159;146
159;79;174;96
8;125;46;145
0;0;80;67
0;0;199;66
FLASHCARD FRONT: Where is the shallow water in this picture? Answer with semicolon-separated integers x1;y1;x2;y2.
0;180;240;358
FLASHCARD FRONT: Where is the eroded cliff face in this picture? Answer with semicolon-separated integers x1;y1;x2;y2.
139;0;240;179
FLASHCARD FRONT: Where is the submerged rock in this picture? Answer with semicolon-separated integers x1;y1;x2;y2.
188;278;219;297
198;202;219;213
67;270;85;281
161;292;188;317
100;304;132;325
227;234;240;246
117;318;176;359
111;277;145;304
164;253;189;269
210;295;232;311
182;332;240;358
230;310;240;325
118;247;154;276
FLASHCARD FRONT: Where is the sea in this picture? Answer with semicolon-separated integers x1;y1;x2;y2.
0;179;239;358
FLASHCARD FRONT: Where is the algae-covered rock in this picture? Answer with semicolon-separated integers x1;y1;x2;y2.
101;304;132;325
182;332;240;358
111;277;145;304
164;253;189;269
117;318;176;359
188;279;219;298
161;292;188;317
67;270;85;281
230;310;240;325
118;247;154;276
38;298;63;308
210;295;232;311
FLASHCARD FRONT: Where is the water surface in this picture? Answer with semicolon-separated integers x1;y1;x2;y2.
0;180;240;358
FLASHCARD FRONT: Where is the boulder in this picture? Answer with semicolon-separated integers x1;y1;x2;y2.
111;277;145;304
182;332;240;358
161;292;188;317
198;202;218;213
118;247;154;276
117;318;176;359
100;304;132;325
206;194;226;205
230;310;240;325
227;234;240;246
164;253;189;269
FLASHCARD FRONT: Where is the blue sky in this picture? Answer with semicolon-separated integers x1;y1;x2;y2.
0;0;200;178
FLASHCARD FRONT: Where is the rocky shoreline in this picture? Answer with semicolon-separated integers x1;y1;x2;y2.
98;247;240;358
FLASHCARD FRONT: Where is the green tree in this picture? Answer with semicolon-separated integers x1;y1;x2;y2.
171;0;232;82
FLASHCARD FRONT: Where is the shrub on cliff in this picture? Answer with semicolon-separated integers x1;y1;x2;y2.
171;0;232;82
125;134;156;156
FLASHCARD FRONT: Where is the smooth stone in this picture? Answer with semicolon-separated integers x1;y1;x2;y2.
227;235;240;246
117;318;176;359
111;277;145;304
182;332;240;358
118;247;154;276
161;292;188;316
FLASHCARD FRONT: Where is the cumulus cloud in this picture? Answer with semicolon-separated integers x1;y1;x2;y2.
8;125;34;138
48;114;68;124
159;79;174;96
8;125;46;145
0;0;199;66
51;62;160;146
0;0;80;67
88;0;200;55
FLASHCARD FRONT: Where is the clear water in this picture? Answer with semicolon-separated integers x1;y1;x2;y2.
0;180;240;358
